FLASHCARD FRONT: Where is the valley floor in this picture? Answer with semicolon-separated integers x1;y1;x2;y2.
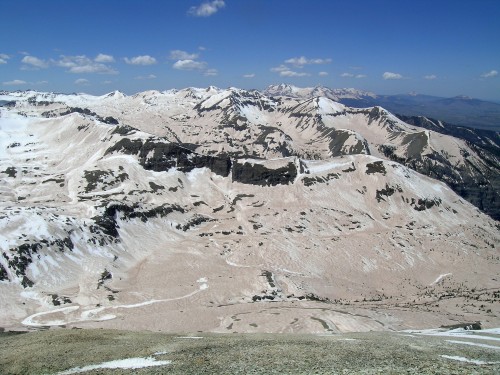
1;328;499;374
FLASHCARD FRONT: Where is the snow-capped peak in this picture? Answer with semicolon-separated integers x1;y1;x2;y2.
262;84;376;100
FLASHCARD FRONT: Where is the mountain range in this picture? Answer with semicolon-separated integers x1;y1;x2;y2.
0;87;498;333
264;84;500;131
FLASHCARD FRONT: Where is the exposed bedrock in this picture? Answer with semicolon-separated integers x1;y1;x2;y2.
106;138;232;177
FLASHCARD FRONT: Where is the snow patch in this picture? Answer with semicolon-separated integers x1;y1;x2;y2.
446;340;500;350
441;355;499;365
406;328;500;342
56;357;171;374
316;97;345;115
303;158;354;174
197;276;208;290
431;273;452;285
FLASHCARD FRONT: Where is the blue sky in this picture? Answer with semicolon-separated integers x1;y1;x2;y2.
1;0;499;100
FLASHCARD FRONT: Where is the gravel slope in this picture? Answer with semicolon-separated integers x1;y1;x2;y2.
1;329;499;374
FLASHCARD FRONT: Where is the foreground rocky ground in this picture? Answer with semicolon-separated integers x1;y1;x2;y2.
1;328;499;374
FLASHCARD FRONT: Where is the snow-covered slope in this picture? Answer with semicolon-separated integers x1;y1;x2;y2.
3;87;498;219
263;84;377;101
0;89;498;333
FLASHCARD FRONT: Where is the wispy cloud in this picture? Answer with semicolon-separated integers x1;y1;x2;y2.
424;74;437;80
285;56;332;67
383;72;403;80
243;73;255;78
480;70;498;78
21;55;49;69
280;70;310;77
169;48;216;76
94;53;115;63
271;57;329;78
124;55;157;65
270;65;288;73
75;78;90;85
0;53;10;64
3;79;27;85
204;68;218;76
341;72;365;78
55;55;118;74
135;74;157;80
188;0;225;17
318;71;328;76
169;50;199;60
271;64;310;77
173;59;207;70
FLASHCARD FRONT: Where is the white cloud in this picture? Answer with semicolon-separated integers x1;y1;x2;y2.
318;71;328;76
102;80;113;84
55;55;118;74
21;55;49;69
0;54;10;64
135;74;157;80
270;65;289;73
94;53;115;63
280;70;310;77
70;64;117;74
3;79;27;85
169;50;199;60
188;0;225;17
424;74;437;80
243;73;255;78
173;59;207;70
36;80;48;85
204;68;218;76
75;78;89;85
271;64;310;77
383;72;403;80
342;73;366;78
285;56;332;67
124;55;157;65
481;70;498;78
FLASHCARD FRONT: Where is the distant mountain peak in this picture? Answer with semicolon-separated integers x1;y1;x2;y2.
262;84;376;100
453;95;473;100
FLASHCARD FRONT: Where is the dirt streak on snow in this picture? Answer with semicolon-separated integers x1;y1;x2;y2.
22;282;209;327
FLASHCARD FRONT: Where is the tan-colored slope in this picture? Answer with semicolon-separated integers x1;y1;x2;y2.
0;96;498;333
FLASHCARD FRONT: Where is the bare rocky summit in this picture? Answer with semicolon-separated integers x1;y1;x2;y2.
1;328;499;374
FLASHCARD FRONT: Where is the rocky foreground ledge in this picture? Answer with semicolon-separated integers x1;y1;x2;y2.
1;328;499;374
